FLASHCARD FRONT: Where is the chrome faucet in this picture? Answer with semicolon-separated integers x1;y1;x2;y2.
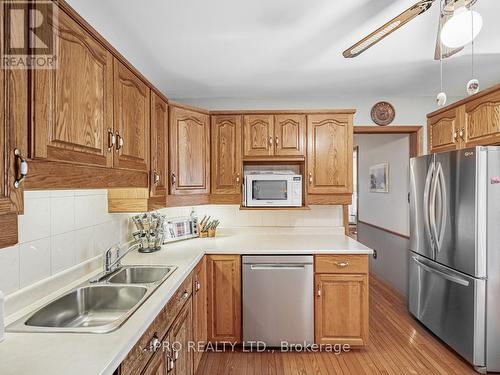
90;241;140;283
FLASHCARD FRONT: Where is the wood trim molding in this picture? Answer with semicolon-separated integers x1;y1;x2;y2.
354;125;424;157
211;109;356;115
342;205;349;235
168;100;211;115
357;220;409;240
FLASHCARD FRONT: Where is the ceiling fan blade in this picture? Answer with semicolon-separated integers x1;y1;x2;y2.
343;0;436;58
434;6;464;59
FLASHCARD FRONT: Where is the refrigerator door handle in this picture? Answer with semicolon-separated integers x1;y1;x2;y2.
429;163;441;255
423;162;435;251
435;163;447;252
412;256;470;287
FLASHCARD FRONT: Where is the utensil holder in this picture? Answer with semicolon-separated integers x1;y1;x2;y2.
208;228;216;237
200;231;208;238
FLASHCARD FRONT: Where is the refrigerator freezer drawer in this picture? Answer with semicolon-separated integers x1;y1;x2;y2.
408;253;486;366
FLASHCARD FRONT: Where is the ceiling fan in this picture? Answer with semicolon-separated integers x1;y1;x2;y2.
343;0;480;59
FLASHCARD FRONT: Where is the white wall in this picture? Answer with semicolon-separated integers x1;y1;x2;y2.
0;190;128;296
354;133;410;236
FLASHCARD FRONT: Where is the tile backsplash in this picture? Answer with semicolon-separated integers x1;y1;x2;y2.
0;190;127;296
0;191;343;298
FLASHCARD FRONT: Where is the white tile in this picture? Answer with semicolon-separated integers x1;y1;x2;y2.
74;227;95;263
94;221;119;256
0;245;20;295
50;196;75;235
19;238;51;288
95;194;112;224
51;232;76;274
18;197;51;243
74;195;100;229
74;189;106;196
23;191;50;199
50;190;75;198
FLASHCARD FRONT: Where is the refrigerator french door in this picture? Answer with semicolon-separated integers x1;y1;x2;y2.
409;146;500;373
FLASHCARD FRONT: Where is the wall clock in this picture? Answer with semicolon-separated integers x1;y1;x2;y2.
371;102;395;126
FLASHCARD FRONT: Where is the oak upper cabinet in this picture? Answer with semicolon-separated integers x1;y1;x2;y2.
314;254;369;347
306;113;353;195
243;114;274;157
192;257;208;372
207;255;241;343
150;92;168;198
113;59;150;172
274;114;306;156
427;106;461;153
463;89;500;147
168;302;193;375
0;2;28;247
211;115;242;195
31;9;114;168
170;106;210;195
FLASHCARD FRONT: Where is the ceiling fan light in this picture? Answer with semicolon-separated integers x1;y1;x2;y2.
440;7;483;48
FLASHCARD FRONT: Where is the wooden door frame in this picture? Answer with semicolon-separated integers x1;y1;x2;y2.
343;125;424;235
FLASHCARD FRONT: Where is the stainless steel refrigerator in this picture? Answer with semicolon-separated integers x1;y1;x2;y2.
409;146;500;373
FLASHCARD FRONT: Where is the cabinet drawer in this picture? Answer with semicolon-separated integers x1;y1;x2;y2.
121;274;193;375
315;255;368;274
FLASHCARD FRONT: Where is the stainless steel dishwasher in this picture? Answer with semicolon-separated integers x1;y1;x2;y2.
242;255;313;346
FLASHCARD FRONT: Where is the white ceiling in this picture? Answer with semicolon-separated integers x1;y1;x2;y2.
67;0;500;100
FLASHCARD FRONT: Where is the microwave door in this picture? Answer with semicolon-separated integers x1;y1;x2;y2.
251;179;289;206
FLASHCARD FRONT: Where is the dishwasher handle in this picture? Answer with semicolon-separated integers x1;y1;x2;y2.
249;264;308;270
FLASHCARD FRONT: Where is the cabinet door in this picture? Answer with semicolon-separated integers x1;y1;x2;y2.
31;9;114;168
307;114;352;194
464;90;500;147
0;2;28;246
193;257;207;372
141;350;167;375
207;255;241;343
169;107;210;195
274;114;306;157
170;301;193;375
150;92;168;198
315;274;368;346
113;59;150;171
211;115;242;195
428;107;461;153
243;115;274;157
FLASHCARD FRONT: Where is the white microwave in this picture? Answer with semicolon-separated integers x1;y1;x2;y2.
243;172;302;207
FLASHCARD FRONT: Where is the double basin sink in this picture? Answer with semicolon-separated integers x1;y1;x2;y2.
7;265;177;334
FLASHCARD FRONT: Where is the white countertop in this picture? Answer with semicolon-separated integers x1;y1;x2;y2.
0;230;372;375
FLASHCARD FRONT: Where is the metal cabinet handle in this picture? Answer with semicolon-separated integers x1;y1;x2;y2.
166;353;174;372
171;173;176;187
181;291;189;300
453;131;458;142
334;261;349;267
14;149;28;189
235;173;241;185
459;128;465;140
153;170;160;186
173;349;179;361
142;333;161;352
309;172;313;185
317;287;321;297
107;129;116;150
269;136;273;146
275;136;279;146
115;132;122;152
195;280;200;292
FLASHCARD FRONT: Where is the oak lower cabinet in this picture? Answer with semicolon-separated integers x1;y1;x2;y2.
192;257;208;372
170;106;210;195
314;255;369;347
207;255;241;343
211;115;242;195
141;350;168;375
113;59;150;172
306;113;353;203
168;302;193;375
31;8;114;168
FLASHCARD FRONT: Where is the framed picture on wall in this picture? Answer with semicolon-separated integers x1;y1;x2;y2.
369;163;389;193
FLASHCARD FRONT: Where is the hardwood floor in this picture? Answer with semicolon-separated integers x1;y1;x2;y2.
196;275;478;375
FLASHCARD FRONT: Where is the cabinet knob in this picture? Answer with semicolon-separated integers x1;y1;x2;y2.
14;148;28;189
181;291;189;300
142;333;161;352
107;129;116;151
235;173;241;185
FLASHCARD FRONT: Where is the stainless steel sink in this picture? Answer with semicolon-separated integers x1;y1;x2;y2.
107;266;172;284
7;265;177;334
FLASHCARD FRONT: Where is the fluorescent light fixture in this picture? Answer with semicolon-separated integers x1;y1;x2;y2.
441;6;483;48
